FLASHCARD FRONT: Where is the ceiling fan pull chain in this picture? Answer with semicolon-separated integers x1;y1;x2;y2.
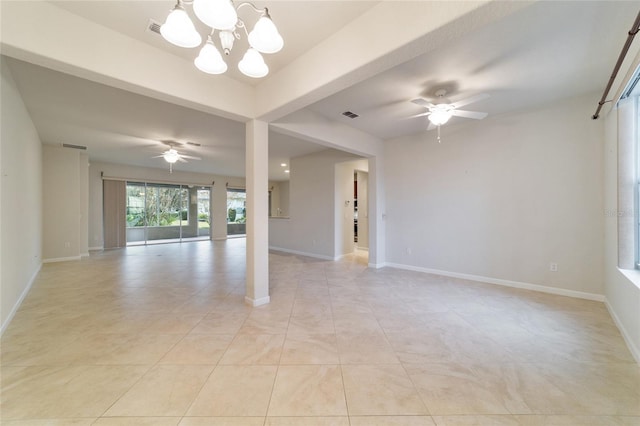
437;125;442;143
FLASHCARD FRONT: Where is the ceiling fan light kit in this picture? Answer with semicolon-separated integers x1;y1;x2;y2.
410;90;489;143
153;142;202;173
160;0;283;78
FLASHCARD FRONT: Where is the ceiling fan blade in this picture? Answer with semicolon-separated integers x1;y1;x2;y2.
451;109;488;120
180;154;202;160
450;93;490;109
151;154;165;158
408;111;431;119
411;98;436;109
177;157;188;163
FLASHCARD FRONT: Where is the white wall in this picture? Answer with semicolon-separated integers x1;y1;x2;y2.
1;60;43;332
88;162;246;247
384;93;604;298
278;181;290;217
604;99;640;362
269;149;360;259
42;145;88;261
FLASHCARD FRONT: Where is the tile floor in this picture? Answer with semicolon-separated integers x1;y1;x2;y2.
1;239;638;426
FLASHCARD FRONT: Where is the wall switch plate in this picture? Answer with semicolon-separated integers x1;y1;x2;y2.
549;263;558;272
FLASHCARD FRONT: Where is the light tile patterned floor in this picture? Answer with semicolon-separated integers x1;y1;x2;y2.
1;239;638;426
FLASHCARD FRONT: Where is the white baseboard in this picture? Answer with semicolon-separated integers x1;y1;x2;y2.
384;262;606;302
88;246;103;251
605;299;640;363
269;246;334;261
81;252;90;258
245;295;270;307
368;262;385;269
1;263;42;336
43;256;82;263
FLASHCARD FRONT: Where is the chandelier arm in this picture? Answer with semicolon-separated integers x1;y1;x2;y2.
235;19;249;38
235;2;268;15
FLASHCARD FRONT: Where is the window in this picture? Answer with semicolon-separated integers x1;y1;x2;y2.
227;188;246;236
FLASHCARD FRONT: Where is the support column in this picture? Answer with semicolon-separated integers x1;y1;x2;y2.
245;119;270;306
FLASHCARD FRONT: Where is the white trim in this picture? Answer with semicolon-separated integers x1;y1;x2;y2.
618;268;640;291
356;247;369;252
80;252;90;258
1;263;42;336
245;295;270;307
368;262;386;269
42;256;82;263
269;246;334;261
384;262;606;302
605;299;640;363
88;246;103;251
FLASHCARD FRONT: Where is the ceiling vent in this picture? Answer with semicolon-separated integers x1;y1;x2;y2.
62;143;87;150
147;19;162;35
342;111;359;119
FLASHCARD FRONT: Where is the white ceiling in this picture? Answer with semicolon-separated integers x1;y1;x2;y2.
5;57;326;180
4;1;639;180
306;1;639;140
50;0;379;86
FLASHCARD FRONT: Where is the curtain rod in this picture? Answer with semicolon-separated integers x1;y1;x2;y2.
592;10;640;120
101;175;213;188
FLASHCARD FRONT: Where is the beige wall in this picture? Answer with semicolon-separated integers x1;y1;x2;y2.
1;61;43;332
384;93;605;298
42;145;88;261
269;149;360;259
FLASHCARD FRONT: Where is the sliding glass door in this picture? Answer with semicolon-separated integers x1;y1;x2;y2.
126;182;211;245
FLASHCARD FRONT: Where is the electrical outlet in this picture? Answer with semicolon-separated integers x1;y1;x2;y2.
406;247;412;255
549;263;558;272
64;242;71;248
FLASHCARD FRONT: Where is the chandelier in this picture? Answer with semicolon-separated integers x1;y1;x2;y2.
160;0;284;78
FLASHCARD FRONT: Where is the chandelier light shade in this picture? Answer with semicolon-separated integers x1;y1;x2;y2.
248;14;283;53
238;48;268;78
193;0;237;30
195;36;228;74
160;3;202;48
159;0;283;78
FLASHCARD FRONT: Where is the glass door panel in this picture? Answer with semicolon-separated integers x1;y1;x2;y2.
198;188;211;238
126;182;207;246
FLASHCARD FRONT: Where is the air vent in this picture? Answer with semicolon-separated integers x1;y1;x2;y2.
342;111;359;119
62;143;87;150
147;19;162;35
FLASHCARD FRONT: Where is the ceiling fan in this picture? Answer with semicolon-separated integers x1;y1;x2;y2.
152;141;201;173
410;90;489;142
